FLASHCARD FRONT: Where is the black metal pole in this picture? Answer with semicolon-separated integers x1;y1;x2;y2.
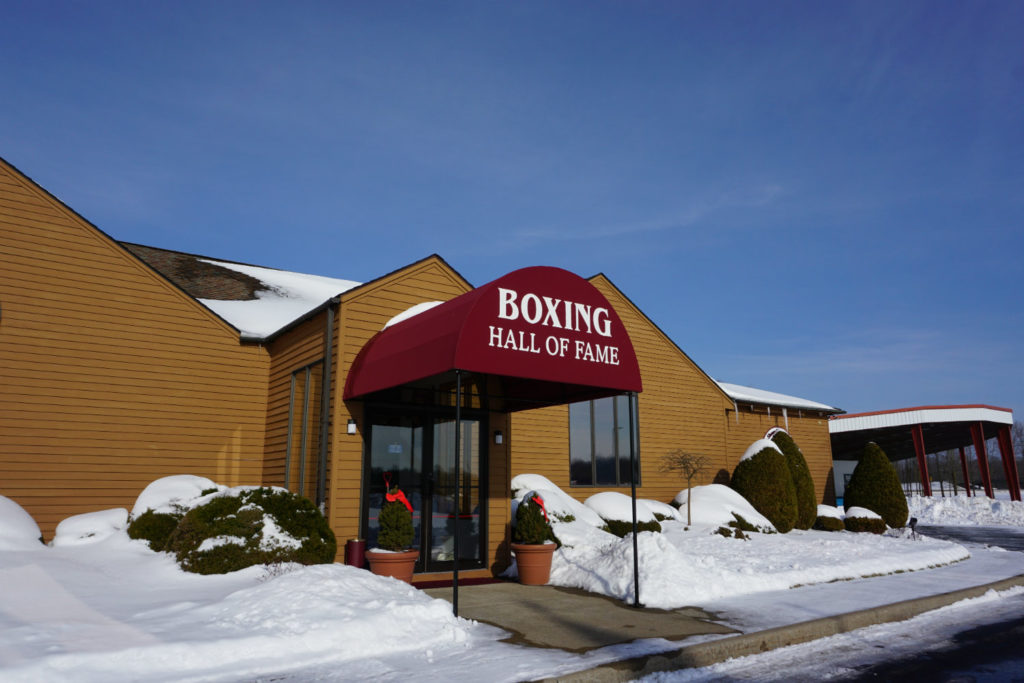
628;392;641;608
452;369;462;617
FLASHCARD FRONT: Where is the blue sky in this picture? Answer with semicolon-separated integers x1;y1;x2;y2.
2;1;1022;420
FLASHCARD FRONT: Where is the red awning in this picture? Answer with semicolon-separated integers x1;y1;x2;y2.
343;266;642;408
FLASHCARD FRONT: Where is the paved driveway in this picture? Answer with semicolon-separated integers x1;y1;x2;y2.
917;524;1024;552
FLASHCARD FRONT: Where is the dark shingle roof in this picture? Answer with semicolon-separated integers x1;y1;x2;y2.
120;242;264;301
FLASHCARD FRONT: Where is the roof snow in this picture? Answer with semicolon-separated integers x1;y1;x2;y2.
196;259;360;339
716;381;840;413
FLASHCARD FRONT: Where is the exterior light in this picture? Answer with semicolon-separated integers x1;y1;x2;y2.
494;430;503;445
347;419;357;435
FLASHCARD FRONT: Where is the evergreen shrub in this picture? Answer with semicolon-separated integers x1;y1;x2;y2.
728;513;758;533
730;446;798;533
127;509;183;551
844;515;886;534
166;488;336;574
602;518;662;538
813;515;844;532
513;496;559;546
771;431;817;530
844;442;909;528
376;492;415;552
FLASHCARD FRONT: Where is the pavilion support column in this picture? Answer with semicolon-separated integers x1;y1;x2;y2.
970;422;995;499
996;425;1021;502
911;424;931;497
958;447;972;498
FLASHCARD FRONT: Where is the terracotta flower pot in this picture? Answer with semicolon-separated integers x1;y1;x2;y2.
511;542;556;585
366;549;419;583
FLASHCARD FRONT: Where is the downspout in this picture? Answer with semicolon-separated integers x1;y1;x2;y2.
316;297;340;511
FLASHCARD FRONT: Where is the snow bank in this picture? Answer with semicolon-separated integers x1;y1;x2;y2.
908;493;1024;527
0;495;43;550
0;535;475;683
672;484;775;531
740;438;782;462
52;509;129;547
552;524;969;609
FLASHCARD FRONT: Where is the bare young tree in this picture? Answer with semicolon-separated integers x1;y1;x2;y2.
660;450;711;526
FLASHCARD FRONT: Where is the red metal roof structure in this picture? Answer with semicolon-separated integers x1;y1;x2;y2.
829;405;1020;501
344;266;642;409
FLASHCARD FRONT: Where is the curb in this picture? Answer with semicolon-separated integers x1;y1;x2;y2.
541;573;1024;682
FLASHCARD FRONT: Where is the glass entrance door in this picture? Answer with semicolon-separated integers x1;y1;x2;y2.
365;413;486;573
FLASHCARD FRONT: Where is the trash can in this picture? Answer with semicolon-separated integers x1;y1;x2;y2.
344;538;366;568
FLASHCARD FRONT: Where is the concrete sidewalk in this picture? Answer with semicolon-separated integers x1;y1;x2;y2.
426;571;1024;682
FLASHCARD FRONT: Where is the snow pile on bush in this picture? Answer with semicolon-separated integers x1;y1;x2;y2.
52;508;129;547
908;493;1024;527
127;475;336;574
673;485;775;532
0;495;43;550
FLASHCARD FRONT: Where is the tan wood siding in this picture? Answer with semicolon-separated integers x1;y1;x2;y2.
0;159;269;538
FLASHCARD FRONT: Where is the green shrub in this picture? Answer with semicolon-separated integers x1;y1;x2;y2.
127;509;183;551
731;446;798;533
166;488;336;574
603;518;662;538
513;496;560;546
844;515;886;534
728;513;758;533
377;493;415;551
715;526;732;538
771;431;817;530
813;515;844;532
844;442;909;528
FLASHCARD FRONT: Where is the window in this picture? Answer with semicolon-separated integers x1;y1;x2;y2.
285;361;323;498
569;394;639;486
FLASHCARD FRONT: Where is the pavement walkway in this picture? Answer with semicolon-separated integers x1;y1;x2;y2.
425;548;1024;682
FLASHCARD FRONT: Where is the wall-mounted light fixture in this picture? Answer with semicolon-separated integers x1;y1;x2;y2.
347;418;357;435
493;430;503;445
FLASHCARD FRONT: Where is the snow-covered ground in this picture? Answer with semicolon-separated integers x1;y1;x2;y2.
1;482;1022;682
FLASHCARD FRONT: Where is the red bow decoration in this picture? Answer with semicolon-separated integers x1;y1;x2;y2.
383;472;413;513
531;493;548;522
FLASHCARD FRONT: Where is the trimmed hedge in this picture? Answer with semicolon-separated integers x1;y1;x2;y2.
603;518;662;538
731;446;798;533
772;431;817;530
165;488;336;574
844;442;909;528
844;515;886;534
813;515;844;532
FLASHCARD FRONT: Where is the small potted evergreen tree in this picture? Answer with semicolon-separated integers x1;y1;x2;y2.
366;486;419;583
510;492;559;585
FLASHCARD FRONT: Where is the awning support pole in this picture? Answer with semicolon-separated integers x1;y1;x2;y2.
628;391;641;608
911;424;931;497
453;369;462;617
958;446;972;498
996;425;1021;502
970;422;995;499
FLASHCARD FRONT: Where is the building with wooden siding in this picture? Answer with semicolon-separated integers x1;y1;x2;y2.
1;156;842;581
